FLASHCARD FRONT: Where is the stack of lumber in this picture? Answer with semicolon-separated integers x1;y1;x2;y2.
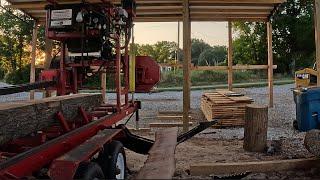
0;94;102;145
201;90;253;128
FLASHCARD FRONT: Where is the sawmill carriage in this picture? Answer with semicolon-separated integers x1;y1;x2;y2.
0;0;160;179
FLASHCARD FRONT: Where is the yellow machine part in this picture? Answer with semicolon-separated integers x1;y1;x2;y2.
129;43;136;92
295;68;318;88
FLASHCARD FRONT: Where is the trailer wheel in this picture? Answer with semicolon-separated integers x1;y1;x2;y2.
74;162;105;180
104;141;127;179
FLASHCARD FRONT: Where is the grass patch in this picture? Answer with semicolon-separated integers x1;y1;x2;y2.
158;70;283;88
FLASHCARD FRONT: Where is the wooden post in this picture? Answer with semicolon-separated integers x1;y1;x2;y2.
267;21;274;108
315;0;320;86
101;71;107;103
44;37;53;70
244;104;268;152
228;21;233;91
183;0;191;132
30;21;38;100
177;21;180;69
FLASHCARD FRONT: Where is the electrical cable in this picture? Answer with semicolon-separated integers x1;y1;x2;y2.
124;111;136;125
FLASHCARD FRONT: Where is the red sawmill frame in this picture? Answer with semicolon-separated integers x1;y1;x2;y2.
0;101;140;179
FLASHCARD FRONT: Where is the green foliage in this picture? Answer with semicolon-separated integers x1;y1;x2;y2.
136;41;177;63
159;70;262;88
273;0;315;74
0;7;47;83
191;39;211;65
233;0;315;74
0;9;33;74
198;46;227;66
4;64;40;84
134;39;227;66
233;22;267;65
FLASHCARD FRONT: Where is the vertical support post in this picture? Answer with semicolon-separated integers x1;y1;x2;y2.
124;32;129;106
72;67;78;94
116;37;121;112
177;21;180;67
44;37;53;70
183;0;191;132
315;0;320;86
228;21;233;91
30;21;38;100
101;71;107;103
267;21;274;108
59;42;66;96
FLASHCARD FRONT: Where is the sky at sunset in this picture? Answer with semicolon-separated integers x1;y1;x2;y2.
134;22;229;47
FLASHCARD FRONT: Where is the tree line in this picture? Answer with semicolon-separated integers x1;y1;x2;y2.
0;0;317;84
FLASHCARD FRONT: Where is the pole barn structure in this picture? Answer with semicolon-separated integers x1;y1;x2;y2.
6;0;286;131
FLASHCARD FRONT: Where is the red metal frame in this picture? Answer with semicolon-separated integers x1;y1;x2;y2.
0;1;159;178
0;102;139;179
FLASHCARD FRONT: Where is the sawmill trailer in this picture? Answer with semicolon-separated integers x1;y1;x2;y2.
0;0;216;179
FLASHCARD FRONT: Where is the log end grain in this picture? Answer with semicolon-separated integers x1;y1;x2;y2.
305;129;320;157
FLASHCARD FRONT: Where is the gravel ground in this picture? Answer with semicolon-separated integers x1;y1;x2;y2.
121;84;302;141
0;82;43;102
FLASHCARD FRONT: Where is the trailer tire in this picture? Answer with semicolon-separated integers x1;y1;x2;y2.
74;162;105;180
103;141;127;179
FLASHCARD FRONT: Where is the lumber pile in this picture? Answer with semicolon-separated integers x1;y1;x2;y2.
0;94;102;145
200;90;253;128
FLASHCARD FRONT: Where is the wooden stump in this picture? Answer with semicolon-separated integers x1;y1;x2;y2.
243;104;268;152
304;129;320;157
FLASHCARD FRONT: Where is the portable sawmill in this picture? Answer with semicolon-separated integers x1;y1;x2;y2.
0;0;216;179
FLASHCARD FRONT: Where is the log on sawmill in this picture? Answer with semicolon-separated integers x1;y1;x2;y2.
304;129;320;157
0;94;102;145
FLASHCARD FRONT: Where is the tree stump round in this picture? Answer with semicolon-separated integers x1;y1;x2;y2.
243;104;268;152
304;129;320;157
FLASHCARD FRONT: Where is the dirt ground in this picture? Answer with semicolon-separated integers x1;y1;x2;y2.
124;85;320;179
126;127;320;179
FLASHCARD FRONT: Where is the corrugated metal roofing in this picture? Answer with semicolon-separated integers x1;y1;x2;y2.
5;0;285;22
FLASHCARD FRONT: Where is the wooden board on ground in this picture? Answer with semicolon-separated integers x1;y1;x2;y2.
200;90;253;128
158;111;183;116
190;158;320;176
0;94;102;145
135;128;178;179
157;115;192;121
128;128;152;133
149;122;193;128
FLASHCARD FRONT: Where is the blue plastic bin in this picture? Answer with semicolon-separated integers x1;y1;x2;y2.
295;87;320;132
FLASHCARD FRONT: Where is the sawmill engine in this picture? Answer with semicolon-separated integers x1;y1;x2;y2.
46;0;136;60
39;0;160;95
